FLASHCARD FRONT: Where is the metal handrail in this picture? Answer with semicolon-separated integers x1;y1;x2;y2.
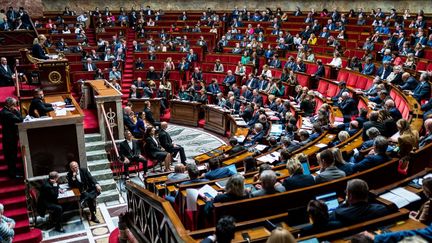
100;104;120;159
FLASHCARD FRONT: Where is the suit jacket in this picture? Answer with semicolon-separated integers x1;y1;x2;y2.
314;65;325;77
226;145;245;156
413;81;431;102
0;64;13;86
420;134;432;148
32;44;49;60
362;121;386;140
376;66;392;80
29;97;54;117
119;139;142;161
400;77;418;91
245;78;258;90
145;136;165;158
0;107;23;140
248;130;264;144
361;63;375;75
315;166;346;183
223;75;236;86
67;168;98;195
374;224;432;242
389;107;402;121
144;107;156;126
226;101;241;114
283;173;315;191
338;98;357;117
132;44;142;52
349;153;390;174
330;201;390;225
207;83;220;94
83;63;97;71
242;90;253;101
37;179;59;215
159;129;174;152
251;95;263;107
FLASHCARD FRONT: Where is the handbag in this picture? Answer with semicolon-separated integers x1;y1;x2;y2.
397;156;410;175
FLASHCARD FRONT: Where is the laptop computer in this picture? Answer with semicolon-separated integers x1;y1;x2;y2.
316;192;339;213
226;164;237;174
301;161;311;175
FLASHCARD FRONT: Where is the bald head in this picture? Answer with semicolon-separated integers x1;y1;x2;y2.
425;119;432;133
385;99;395;109
402;72;410;80
161;122;168;129
69;161;79;173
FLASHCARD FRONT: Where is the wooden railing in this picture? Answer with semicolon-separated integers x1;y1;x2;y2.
125;181;195;242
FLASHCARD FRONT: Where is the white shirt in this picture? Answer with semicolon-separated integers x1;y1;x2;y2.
329;57;342;68
88;63;93;71
76;171;82;183
152;136;159;147
127;140;133;150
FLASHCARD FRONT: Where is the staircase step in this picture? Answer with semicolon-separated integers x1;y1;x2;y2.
13;228;42;243
0;184;25;198
85;140;107;152
86;150;107;161
97;189;120;203
84;133;102;143
0;195;26;210
98;179;117;191
15;219;31;234
4;207;28;220
90;168;113;181
87;159;111;171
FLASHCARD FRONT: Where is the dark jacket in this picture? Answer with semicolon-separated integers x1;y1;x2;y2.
0;64;13;86
282;173;315;191
158;129;174;152
144;136;165;159
29;97;54;117
67;168;98;195
330;201;390;225
32;44;49;60
37;179;59;215
0;107;23;140
119;139;142;161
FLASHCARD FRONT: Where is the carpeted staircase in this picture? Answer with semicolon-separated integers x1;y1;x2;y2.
0;122;42;242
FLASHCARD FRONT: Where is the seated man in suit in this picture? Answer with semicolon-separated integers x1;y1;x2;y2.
29;88;54;117
159;122;187;165
419;118;432;148
225;96;240;114
0;57;14;86
362;111;386;140
225;138;245;156
330;179;390;225
314;149;346;183
331;82;349;103
83;57;97;72
245;123;265;145
144;126;172;172
384;99;402;121
399;72;418;91
407;72;431;102
37;171;64;232
67;161;102;223
203;158;236;180
119;130;148;179
251;170;285;197
347;136;390;174
222;70;236;88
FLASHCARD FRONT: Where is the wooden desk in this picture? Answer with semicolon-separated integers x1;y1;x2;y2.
58;188;83;221
170;99;201;126
193;145;232;164
203;105;230;136
84;80;124;140
228;114;248;137
18;94;86;179
129;98;162;122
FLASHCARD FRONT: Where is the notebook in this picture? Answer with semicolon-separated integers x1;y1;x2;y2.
215;178;229;189
316;192;339;213
301;162;311;175
226;164;237;174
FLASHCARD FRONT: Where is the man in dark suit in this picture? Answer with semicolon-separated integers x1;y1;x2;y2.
0;97;23;178
119;131;148;178
83;58;97;72
225;138;245;156
376;61;393;80
311;59;325;80
223;70;236;88
0;57;14;86
240;85;253;102
225;96;240;114
143;101;160;127
251;89;263;107
332;82;349;102
245;74;258;90
67;161;101;223
399;72;418;91
419;119;432;148
410;72;431;102
159;122;187;164
330;179;390;224
29;88;54;117
337;92;358;122
37;171;64;232
421;98;432;120
245;123;265;145
347;136;390;174
384;100;402;121
362;111;386;140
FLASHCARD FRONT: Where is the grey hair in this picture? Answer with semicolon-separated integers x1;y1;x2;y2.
366;127;381;139
5;97;17;107
226;174;245;197
260;170;277;190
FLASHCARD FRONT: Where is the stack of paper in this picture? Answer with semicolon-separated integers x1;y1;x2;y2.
255;144;268;151
379;187;421;208
57;190;74;199
257;152;280;164
55;109;67;116
198;185;218;199
234;135;245;143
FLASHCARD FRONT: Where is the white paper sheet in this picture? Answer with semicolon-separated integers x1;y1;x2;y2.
255;144;268;151
55;109;67;116
379;192;410;208
51;101;66;106
391;188;421;203
186;189;199;211
315;143;327;148
198;185;218;199
57;190;74;199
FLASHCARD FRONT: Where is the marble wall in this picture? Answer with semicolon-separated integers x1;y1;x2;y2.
0;0;43;16
29;0;432;15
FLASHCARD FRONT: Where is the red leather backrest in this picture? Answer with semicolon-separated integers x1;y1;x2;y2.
346;73;358;87
327;83;338;97
317;80;329;95
297;73;310;87
357;76;369;90
337;69;349;82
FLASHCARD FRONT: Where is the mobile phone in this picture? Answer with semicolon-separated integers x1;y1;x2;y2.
264;220;277;231
241;232;251;242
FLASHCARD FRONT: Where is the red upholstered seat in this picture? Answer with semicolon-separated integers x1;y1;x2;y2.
326;83;338;97
198;119;205;128
261;94;268;105
337;69;349;82
317;80;329;95
296;73;310;87
356;76;370;90
273;69;282;79
346;73;358;87
305;63;318;75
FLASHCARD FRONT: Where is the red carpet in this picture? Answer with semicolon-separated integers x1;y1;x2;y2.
83;109;100;134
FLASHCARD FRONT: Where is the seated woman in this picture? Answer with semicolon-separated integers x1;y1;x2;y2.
204;174;249;212
403;53;417;70
144;126;172;172
388;119;419;157
282;158;315;191
234;61;246;77
132;111;146;138
269;81;285;97
299;200;341;236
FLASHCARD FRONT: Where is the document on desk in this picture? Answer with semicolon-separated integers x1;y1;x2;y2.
198;185;218;199
315;143;328;148
379;187;421;208
57;190;74;199
55;109;67;116
51;101;66;106
255;144;268;151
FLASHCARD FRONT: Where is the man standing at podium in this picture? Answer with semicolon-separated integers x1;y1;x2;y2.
29;88;54;117
159;122;187;165
0;97;23;178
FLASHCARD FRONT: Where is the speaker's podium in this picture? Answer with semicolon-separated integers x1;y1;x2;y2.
18;53;87;180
